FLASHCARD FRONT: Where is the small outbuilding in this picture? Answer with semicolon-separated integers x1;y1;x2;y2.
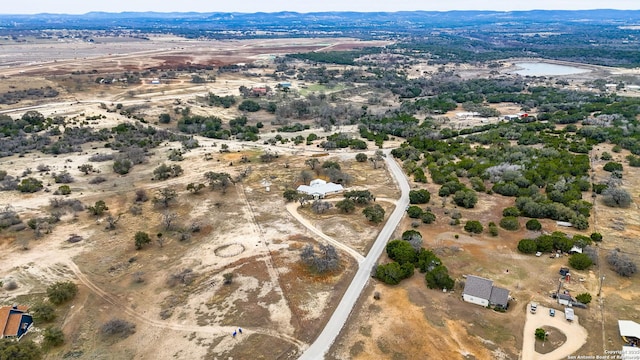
0;305;33;340
462;275;510;309
296;179;344;199
557;293;574;306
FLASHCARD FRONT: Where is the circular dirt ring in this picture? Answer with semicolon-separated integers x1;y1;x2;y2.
214;243;245;257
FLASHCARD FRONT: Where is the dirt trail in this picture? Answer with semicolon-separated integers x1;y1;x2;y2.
64;260;306;349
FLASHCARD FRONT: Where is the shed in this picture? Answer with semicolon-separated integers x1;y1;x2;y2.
557;293;573;306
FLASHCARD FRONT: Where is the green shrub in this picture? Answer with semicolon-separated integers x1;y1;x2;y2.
569;253;593;270
47;281;78;305
603;162;623;172
525;219;542;231
421;211;436;224
375;262;413;285
406;206;424;218
499;216;520;231
502;207;520;217
425;265;454;290
55;185;71;195
517;239;538;254
43;327;64;347
134;231;151;250
576;292;592;304
453;189;478;208
17;177;43;193
464;220;483;234
409;189;431;204
31;302;56;322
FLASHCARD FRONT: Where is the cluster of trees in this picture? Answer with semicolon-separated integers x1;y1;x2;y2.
517;231;594;255
406;206;437;224
375;231;454;290
300;244;340;274
153;163;184;180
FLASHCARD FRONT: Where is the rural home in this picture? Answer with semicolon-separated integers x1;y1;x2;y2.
296;179;344;199
0;305;33;340
462;275;510;309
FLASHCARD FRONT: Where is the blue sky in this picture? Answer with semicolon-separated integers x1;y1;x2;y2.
2;1;639;14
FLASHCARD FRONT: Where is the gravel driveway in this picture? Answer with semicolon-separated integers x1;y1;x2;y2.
521;304;588;360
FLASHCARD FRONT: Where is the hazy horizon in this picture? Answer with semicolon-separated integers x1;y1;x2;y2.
2;0;640;15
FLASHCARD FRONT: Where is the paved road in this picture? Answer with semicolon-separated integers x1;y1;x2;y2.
521;304;588;360
298;151;410;360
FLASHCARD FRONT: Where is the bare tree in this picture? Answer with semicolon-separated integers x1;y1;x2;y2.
311;200;333;214
607;249;637;277
161;212;178;230
105;213;122;230
602;188;632;208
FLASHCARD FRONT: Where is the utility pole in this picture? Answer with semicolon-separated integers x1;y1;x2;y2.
598;276;605;297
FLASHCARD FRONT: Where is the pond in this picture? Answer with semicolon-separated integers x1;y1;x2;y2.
512;62;591;76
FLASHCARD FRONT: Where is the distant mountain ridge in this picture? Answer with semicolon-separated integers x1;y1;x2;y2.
1;10;640;39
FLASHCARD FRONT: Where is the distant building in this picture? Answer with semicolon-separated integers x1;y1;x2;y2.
296;179;344;199
455;112;480;119
278;82;292;89
0;305;33;340
462;275;510;309
251;86;267;96
504;115;520;121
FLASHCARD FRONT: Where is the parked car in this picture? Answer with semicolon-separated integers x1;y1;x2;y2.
549;309;555;317
535;251;542;257
530;302;538;314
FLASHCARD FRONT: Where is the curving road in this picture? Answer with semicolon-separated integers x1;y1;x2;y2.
298;151;410;360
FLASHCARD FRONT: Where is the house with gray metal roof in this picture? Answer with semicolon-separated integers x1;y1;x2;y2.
463;275;510;309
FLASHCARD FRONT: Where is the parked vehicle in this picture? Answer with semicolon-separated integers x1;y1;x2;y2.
530;302;538;314
549;309;555;317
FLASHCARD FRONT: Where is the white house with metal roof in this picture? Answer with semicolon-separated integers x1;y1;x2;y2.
296;179;344;199
462;275;510;309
